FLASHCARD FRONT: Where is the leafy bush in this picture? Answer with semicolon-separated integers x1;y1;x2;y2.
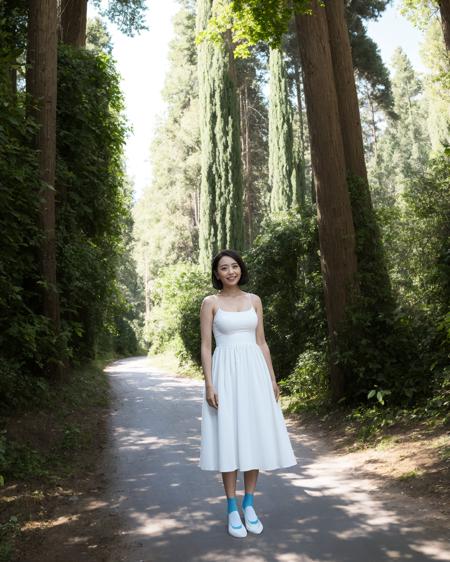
336;149;450;405
146;262;210;365
278;347;329;410
244;207;327;379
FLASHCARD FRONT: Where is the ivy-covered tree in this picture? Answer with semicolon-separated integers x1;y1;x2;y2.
26;0;63;376
56;45;131;360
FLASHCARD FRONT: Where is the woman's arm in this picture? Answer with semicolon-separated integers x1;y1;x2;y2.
252;294;280;401
200;296;218;408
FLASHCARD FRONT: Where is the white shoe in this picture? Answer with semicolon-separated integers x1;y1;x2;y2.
243;506;263;534
228;510;247;538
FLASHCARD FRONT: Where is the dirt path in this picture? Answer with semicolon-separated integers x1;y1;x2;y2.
23;356;450;562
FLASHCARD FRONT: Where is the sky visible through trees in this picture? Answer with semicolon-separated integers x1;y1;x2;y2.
88;0;425;201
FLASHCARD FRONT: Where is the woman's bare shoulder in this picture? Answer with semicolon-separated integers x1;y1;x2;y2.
201;294;218;311
246;292;262;306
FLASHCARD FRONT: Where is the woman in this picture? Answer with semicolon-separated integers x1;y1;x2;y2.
198;249;297;538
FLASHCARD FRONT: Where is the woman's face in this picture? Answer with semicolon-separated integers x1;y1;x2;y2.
215;256;241;288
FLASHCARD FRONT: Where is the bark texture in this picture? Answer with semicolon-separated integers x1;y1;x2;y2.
60;0;88;47
438;0;450;52
27;0;62;375
295;0;358;400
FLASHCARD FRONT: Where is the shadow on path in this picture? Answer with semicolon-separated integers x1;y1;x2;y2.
101;356;450;562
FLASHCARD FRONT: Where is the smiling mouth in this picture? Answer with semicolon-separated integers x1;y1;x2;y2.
227;277;237;280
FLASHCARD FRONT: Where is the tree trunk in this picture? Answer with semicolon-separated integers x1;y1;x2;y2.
292;52;307;208
60;0;88;47
438;0;450;52
10;68;17;95
295;1;358;401
324;0;367;180
143;251;150;325
27;0;62;375
325;0;394;312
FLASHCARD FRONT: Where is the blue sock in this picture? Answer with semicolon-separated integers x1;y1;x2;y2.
227;496;238;513
243;493;254;510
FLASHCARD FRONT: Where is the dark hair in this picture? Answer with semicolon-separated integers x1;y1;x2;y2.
212;249;249;290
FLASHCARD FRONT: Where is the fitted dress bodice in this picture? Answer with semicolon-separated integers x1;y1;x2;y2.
212;306;258;347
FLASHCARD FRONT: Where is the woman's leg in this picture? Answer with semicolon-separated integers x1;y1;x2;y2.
243;469;259;494
222;469;238;498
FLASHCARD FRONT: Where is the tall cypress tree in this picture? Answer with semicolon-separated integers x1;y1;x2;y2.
268;47;295;212
196;0;244;270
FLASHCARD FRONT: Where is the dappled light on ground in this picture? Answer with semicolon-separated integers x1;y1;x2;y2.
101;357;450;562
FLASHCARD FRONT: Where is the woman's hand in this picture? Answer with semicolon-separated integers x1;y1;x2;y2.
205;383;219;409
272;380;280;402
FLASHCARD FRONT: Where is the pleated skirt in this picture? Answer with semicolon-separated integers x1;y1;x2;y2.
198;342;298;472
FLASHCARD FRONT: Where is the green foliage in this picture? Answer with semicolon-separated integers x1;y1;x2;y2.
91;0;148;36
344;392;450;444
197;0;245;269
0;514;20;562
87;16;114;55
348;174;395;314
369;48;431;202
419;20;450;151
278;348;329;410
268;47;295;211
400;0;436;30
335;150;449;405
197;0;244;271
400;150;450;383
0;20;61;410
197;0;310;58
1;17;139;410
0;361;110;484
146;262;210;365
56;44;134;361
1;440;49;480
333;291;426;404
235;51;271;243
402;150;450;316
347;0;394;112
325;171;424;405
244;207;327;378
0;1;28;55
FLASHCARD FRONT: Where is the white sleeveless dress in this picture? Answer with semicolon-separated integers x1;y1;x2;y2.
198;295;298;472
